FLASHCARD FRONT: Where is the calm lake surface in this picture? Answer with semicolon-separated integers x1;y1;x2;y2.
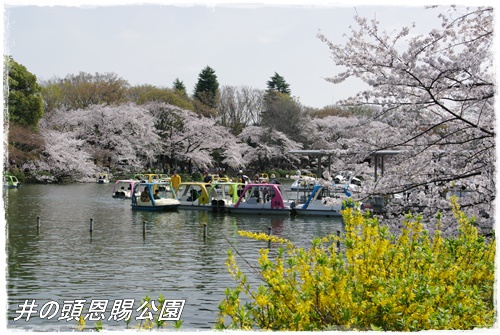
4;182;343;331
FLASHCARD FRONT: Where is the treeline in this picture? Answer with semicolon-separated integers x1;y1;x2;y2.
5;56;368;180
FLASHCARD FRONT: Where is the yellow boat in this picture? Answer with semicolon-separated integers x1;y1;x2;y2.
176;182;212;209
133;173;160;182
96;173;110;184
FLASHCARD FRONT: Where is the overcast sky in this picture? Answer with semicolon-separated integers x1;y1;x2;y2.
1;0;489;108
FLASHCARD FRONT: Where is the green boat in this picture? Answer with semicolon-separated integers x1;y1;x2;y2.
3;174;21;188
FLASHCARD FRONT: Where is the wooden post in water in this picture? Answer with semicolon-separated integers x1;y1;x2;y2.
267;226;272;248
36;216;40;229
336;230;340;251
90;218;94;232
203;223;207;239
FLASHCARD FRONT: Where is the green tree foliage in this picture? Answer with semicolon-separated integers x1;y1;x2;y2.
5;56;44;128
172;78;187;97
193;66;219;116
39;80;64;116
260;92;307;142
261;72;306;141
216;199;495;331
266;72;291;96
40;71;129;112
131;84;193;111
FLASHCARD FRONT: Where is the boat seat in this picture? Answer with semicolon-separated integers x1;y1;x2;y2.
246;198;259;204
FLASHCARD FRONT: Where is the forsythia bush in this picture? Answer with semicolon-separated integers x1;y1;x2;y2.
215;198;495;331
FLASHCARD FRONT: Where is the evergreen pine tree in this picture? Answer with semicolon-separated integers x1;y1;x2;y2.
193;66;219;108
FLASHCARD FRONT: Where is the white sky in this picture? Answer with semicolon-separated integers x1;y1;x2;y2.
3;0;490;108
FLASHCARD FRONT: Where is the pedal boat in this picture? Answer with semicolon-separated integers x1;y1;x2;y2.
176;182;213;209
208;181;245;211
131;182;180;211
112;179;140;199
3;174;21;188
96;173;110;184
291;185;357;217
227;183;293;215
133;173;160;183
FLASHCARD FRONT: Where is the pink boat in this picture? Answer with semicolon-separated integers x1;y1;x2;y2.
227;183;294;215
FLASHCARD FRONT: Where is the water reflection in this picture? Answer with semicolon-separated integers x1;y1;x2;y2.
5;183;344;331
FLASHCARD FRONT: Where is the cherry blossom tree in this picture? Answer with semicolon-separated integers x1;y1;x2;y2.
293;114;395;182
318;6;494;234
31;129;95;182
220;139;249;169
31;103;160;181
74;103;161;169
305;115;362;150
238;125;302;172
145;102;243;171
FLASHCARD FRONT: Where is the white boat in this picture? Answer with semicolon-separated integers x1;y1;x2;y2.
111;179;141;199
131;182;180;211
227;183;294;215
291;185;358;217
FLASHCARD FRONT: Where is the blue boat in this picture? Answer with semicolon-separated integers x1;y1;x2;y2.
131;182;180;211
291;185;357;217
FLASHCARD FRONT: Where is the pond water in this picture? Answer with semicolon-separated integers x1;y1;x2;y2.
4;182;343;331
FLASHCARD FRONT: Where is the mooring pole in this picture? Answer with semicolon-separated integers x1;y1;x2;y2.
336;230;340;251
267;226;272;248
